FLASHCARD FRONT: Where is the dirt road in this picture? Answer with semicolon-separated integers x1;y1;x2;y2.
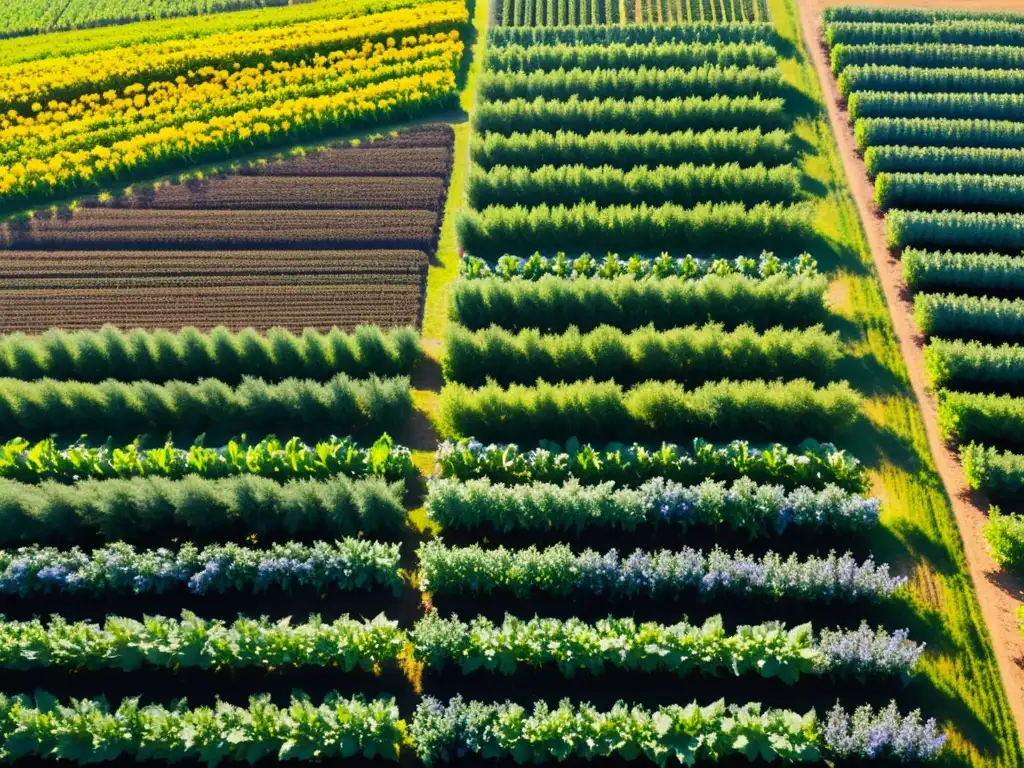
794;0;1024;745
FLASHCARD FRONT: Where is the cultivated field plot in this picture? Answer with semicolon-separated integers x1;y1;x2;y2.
823;5;1024;581
493;0;769;25
0;125;454;331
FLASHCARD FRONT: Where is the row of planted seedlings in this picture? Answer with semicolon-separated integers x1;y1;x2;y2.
407;18;947;764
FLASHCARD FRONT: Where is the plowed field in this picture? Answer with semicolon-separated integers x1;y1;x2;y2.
0;125;455;332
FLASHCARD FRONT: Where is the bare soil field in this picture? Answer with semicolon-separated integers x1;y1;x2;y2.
0;125;455;332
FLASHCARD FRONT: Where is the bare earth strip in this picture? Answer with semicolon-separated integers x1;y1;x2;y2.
796;0;1024;743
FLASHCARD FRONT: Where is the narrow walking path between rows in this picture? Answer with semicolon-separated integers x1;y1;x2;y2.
795;0;1024;744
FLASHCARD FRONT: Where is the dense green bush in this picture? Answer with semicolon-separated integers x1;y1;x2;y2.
839;64;1024;99
960;443;1024;501
457;201;812;257
436;378;862;443
856;116;1024;151
827;20;1024;48
888;209;1024;251
876;171;1024;211
442;323;840;386
487;23;776;47
849;91;1024;122
831;42;1024;75
903;249;1024;293
983;508;1024;577
0;325;420;383
471;128;794;171
467;162;801;209
924;339;1024;389
0;474;405;546
865;145;1024;177
0;373;411;439
449;274;828;333
485;40;778;72
474;94;786;135
914;293;1024;340
937;389;1024;448
823;6;1024;24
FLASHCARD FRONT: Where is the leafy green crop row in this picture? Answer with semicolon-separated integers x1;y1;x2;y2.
876;171;1024;211
823;6;1024;24
827;19;1024;48
915;293;1024;341
467;162;801;209
450;274;827;334
0;325;419;384
887;209;1024;251
924;338;1024;390
0;475;405;547
437;378;861;444
902;248;1024;293
984;508;1024;578
938;389;1024;448
471;128;794;171
442;323;840;387
839;64;1024;99
0;433;413;484
849;90;1024;122
435;436;867;492
961;442;1024;502
0;373;410;440
831;42;1024;75
865;145;1024;177
487;23;776;48
855;116;1024;151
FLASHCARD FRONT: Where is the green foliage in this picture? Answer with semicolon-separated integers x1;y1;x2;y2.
467;162;801;209
827;20;1024;48
0;433;414;483
902;248;1024;293
436;436;867;492
831;42;1024;75
914;292;1024;340
0;325;421;383
0;474;405;546
0;691;405;762
937;389;1024;448
436;378;862;444
856;116;1024;151
849;90;1024;122
449;274;828;333
823;6;1024;24
442;323;840;387
876;171;1024;211
923;338;1024;390
471;128;794;171
840;64;1024;99
983;508;1024;578
474;94;787;135
457;201;812;257
960;443;1024;502
866;145;1024;177
0;612;404;671
0;373;411;439
487;23;776;47
888;209;1024;251
484;40;778;72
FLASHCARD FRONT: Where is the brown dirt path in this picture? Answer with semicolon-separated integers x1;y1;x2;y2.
795;0;1024;744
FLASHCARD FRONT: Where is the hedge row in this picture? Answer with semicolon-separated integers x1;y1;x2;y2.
436;378;862;444
924;338;1024;389
442;323;841;387
914;293;1024;341
471;128;794;171
478;65;785;102
466;162;801;209
831;42;1024;75
887;209;1024;251
960;443;1024;502
984;508;1024;578
855;116;1024;151
865;145;1024;177
456;201;813;257
937;389;1024;448
839;65;1024;99
875;171;1024;211
0;475;406;547
474;94;787;135
848;90;1024;123
0;325;420;383
0;374;411;439
487;23;777;47
823;6;1024;24
826;20;1024;48
903;248;1024;293
484;40;778;73
449;274;828;333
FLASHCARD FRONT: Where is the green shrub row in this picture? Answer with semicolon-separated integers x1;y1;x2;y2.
865;145;1024;177
478;65;785;102
0;325;420;383
474;94;787;136
484;40;778;73
457;201;813;257
466;162;801;209
849;90;1024;122
855;116;1024;151
826;19;1024;48
876;171;1024;211
903;248;1024;293
487;23;776;47
938;389;1024;448
471;128;794;171
0;374;411;440
914;293;1024;341
0;474;405;547
823;6;1024;24
442;323;840;387
839;64;1024;99
984;508;1024;578
831;42;1024;75
449;274;828;333
436;378;862;444
887;209;1024;251
961;443;1024;502
924;338;1024;389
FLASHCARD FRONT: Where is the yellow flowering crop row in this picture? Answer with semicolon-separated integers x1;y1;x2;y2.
0;0;466;109
0;68;459;204
0;34;462;165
